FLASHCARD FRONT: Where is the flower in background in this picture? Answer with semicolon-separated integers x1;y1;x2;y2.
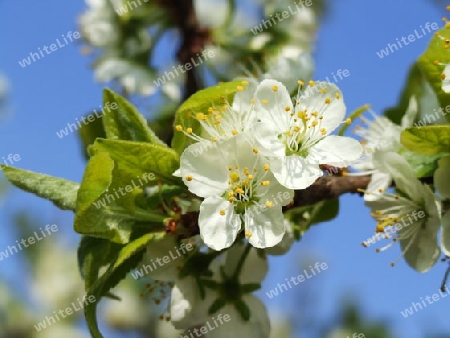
365;152;442;272
172;242;270;338
350;96;418;201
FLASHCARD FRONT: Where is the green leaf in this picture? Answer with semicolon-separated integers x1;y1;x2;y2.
171;81;243;154
77;236;122;291
287;199;339;240
401;125;450;155
74;152;166;243
103;88;166;145
93;138;180;184
1;166;79;211
78;113;106;160
418;27;450;117
399;148;445;178
85;233;156;338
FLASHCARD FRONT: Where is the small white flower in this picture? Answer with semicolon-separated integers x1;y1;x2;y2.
176;81;257;144
95;57;157;96
351;96;418;201
365;152;442;272
179;133;294;250
253;79;363;190
171;242;270;338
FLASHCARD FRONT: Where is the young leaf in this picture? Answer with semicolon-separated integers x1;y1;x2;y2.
74;152;166;243
77;236;122;291
84;233;157;338
93;138;180;184
103;88;166;145
78;113;106;160
418;26;450;119
171;80;243;154
401;125;450;155
286;199;339;240
1;166;79;211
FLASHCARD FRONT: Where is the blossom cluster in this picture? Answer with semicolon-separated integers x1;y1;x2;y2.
175;79;363;250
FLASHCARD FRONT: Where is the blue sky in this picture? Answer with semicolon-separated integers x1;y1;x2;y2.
0;1;449;337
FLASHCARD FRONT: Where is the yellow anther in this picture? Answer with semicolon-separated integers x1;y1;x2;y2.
228;191;234;197
253;148;259;153
261;99;269;104
186;127;193;134
237;85;244;91
297;111;306;119
261;181;270;186
208;107;213;112
378;188;384;193
345;118;351;125
263;164;270;171
311;120;318;127
186;175;193;181
325;98;331;104
441;73;446;80
272;85;278;92
375;210;383;215
242;81;249;85
375;224;385;233
232;130;239;135
248;174;254;180
320;89;326;94
285;106;291;112
175;125;183;131
298;80;304;86
446;22;450;29
250;98;255;104
309;80;315;86
227;165;232;170
335;92;341;99
219;209;226;216
229;172;240;182
320;128;327;135
196;112;206;120
294;126;300;132
265;201;274;208
245;231;252;238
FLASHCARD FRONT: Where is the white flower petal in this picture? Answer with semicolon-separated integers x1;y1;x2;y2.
253;120;286;157
273;155;322;190
180;143;229;198
265;219;294;256
372;152;422;202
142;236;185;281
297;82;345;136
222;242;268;284
399;216;441;273
205;295;270;338
364;172;392;202
254;79;293;132
170;277;213;329
246;206;285;248
307;135;363;167
199;196;241;251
